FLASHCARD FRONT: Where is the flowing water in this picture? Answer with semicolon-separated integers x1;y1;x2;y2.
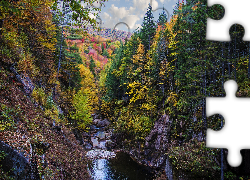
88;152;155;180
86;127;155;180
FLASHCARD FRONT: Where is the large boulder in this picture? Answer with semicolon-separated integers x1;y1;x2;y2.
125;114;171;170
96;131;105;140
0;141;37;179
97;119;110;128
10;66;35;95
91;137;99;148
93;119;101;125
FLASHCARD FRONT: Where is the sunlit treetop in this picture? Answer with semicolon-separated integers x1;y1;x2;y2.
0;0;108;29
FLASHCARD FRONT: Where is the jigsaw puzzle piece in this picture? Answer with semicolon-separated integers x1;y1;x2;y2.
207;0;250;41
206;80;250;167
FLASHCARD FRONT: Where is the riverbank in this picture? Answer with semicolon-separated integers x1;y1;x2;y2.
87;114;223;180
83;113;170;179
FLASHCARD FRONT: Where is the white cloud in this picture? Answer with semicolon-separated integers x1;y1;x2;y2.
133;0;158;11
121;15;140;29
135;24;142;30
152;0;159;9
100;0;161;31
101;4;141;30
109;4;130;19
103;12;111;20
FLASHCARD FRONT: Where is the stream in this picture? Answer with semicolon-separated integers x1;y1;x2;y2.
85;124;155;180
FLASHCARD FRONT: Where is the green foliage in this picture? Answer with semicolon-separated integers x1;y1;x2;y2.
67;34;83;40
69;90;92;130
102;49;109;58
224;171;237;180
32;87;47;106
138;4;156;53
64;51;83;64
51;0;107;28
157;10;168;26
69;43;79;52
0;104;18;131
168;141;220;177
89;57;96;77
54;21;83;91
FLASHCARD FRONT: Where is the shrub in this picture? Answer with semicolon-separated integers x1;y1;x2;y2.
32;87;46;106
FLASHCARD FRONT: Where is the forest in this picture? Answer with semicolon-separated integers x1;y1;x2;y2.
1;0;250;179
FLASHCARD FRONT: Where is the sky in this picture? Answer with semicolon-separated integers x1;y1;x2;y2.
97;0;180;32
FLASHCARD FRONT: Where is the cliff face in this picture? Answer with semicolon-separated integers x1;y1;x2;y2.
119;114;172;179
144;114;170;168
0;66;90;179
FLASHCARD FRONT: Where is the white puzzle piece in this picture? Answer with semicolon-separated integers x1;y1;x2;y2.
207;0;250;41
206;80;250;167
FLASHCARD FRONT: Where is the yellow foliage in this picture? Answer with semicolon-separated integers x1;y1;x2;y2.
17;52;39;77
78;64;99;112
167;92;178;107
69;89;92;130
32;87;47;106
114;106;153;140
44;105;60;124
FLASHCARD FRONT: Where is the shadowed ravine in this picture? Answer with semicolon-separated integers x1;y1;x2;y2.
85;120;155;180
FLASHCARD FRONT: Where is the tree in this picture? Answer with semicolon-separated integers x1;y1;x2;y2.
70;89;92;130
89;56;96;77
52;0;107;27
139;4;156;53
157;10;168;26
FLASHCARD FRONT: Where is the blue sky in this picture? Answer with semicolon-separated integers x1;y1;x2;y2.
97;0;180;32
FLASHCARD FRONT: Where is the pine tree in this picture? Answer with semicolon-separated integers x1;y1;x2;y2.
139;4;156;53
89;57;96;77
157;10;168;26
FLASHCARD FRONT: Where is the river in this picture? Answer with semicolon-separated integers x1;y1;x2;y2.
85;125;155;180
88;152;155;180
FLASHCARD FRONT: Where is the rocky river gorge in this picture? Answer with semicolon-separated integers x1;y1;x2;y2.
79;114;177;180
82;114;156;179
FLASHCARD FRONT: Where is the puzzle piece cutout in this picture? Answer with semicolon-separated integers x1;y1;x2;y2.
206;80;250;167
207;0;250;41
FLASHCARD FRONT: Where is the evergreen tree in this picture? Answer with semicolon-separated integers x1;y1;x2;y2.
139;4;156;53
157;10;168;26
89;57;96;77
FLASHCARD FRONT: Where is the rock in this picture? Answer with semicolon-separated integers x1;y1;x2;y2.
105;133;111;139
165;156;174;180
97;119;110;127
0;141;34;179
84;143;92;150
105;140;115;150
96;131;105;140
57;106;64;115
91;137;99;148
99;140;106;149
86;150;116;159
94;114;100;119
82;132;89;137
93;119;101;125
119;114;172;171
89;125;97;132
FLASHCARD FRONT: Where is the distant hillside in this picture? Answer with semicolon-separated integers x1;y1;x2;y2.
86;26;132;42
